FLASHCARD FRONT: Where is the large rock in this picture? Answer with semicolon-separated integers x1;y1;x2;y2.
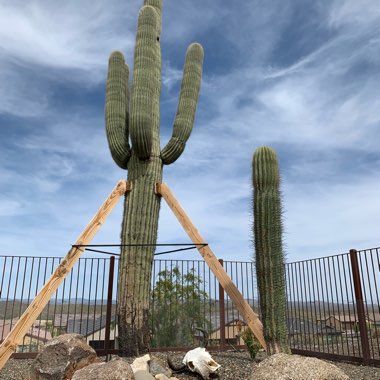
134;370;156;380
71;357;134;380
32;333;98;380
149;355;172;378
131;353;150;372
251;353;349;380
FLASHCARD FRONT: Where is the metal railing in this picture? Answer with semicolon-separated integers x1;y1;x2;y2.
286;248;380;366
0;247;379;366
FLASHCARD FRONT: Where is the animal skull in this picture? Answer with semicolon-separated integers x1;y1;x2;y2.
182;347;221;379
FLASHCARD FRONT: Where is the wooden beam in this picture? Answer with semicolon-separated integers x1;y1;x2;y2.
0;180;129;369
155;183;267;350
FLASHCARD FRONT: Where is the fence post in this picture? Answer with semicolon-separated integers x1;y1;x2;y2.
104;255;115;358
218;259;226;349
349;249;370;365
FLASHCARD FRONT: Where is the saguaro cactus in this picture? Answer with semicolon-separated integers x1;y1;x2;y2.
252;146;290;355
105;0;203;356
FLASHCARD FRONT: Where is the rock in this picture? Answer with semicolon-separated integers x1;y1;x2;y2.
149;356;172;378
131;354;151;373
134;370;156;380
254;350;268;363
71;357;134;380
251;353;350;380
154;374;169;380
32;333;98;380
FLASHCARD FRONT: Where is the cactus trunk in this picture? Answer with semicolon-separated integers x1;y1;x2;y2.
118;156;162;356
105;0;203;356
252;146;290;355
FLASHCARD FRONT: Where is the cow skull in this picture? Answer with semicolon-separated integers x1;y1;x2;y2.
182;347;221;379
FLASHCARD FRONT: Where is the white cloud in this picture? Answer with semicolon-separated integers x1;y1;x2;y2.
0;199;23;216
1;0;379;266
328;0;380;29
0;0;136;72
285;173;380;260
0;61;50;117
162;61;183;91
163;1;223;44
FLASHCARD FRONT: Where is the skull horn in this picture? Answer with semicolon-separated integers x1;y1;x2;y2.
167;355;186;372
195;327;209;348
166;327;208;372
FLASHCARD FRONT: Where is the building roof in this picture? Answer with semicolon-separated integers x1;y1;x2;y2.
368;313;380;322
53;314;85;327
322;312;380;323
0;319;52;342
66;315;114;337
287;317;342;335
287;317;320;335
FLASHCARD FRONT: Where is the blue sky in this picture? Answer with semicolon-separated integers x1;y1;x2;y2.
0;0;379;263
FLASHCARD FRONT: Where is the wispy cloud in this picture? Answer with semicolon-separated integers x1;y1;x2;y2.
0;1;136;71
1;0;379;263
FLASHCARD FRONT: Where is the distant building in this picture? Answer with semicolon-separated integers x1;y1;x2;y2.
320;312;380;332
0;319;52;352
287;317;341;336
209;319;248;346
287;317;320;335
66;315;117;349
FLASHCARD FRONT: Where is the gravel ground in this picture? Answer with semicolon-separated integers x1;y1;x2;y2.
1;351;380;379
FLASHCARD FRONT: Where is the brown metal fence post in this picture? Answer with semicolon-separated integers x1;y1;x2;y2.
104;256;115;358
349;249;370;365
218;259;226;349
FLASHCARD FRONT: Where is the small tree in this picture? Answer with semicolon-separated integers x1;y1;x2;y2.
239;327;262;360
151;267;211;347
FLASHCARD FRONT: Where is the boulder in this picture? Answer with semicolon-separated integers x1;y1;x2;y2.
154;374;169;380
131;353;150;372
32;333;98;380
251;353;350;380
149;355;172;378
71;357;134;380
134;370;156;380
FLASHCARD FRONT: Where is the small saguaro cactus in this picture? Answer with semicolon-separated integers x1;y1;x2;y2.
105;0;203;356
252;146;290;355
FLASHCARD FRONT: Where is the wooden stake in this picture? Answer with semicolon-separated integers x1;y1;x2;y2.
155;183;267;350
0;180;130;369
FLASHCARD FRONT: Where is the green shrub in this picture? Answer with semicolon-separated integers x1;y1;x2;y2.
240;328;262;360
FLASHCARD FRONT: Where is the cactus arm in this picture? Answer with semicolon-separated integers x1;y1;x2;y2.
161;43;204;165
144;0;162;37
130;5;159;160
105;52;131;169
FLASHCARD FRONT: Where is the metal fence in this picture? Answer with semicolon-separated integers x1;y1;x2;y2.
286;248;380;366
0;247;379;366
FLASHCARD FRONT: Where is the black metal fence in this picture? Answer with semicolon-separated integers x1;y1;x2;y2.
287;248;380;366
0;247;379;366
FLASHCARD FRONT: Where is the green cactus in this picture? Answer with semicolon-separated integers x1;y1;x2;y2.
105;0;203;356
252;146;290;355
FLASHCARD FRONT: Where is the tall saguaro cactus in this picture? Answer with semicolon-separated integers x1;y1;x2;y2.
105;0;203;356
252;146;290;355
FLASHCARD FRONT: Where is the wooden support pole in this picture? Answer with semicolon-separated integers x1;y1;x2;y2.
0;180;130;369
155;183;267;350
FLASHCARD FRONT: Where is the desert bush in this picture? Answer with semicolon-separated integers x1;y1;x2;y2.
240;328;262;360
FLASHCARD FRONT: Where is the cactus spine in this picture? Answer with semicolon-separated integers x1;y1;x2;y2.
105;0;203;356
252;146;290;355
